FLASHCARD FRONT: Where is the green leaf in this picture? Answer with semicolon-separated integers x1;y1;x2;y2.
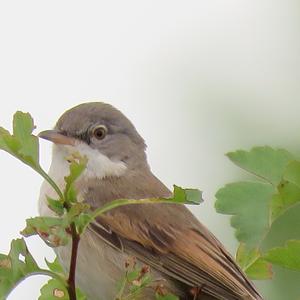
236;243;272;280
75;288;87;300
155;293;179;300
39;278;87;300
126;269;140;282
47;197;65;216
13;111;39;166
264;240;300;271
171;185;203;205
66;203;92;234
0;239;40;300
0;127;20;153
227;146;294;185
45;257;65;275
283;161;300;188
0;112;39;169
39;279;69;300
64;154;87;203
21;217;71;247
115;260;153;300
74;213;93;234
215;182;274;247
67;203;90;219
246;257;273;280
271;181;300;221
0;112;64;199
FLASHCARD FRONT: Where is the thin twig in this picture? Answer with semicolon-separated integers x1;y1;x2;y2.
67;222;80;300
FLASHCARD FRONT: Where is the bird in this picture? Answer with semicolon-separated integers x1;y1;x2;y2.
38;102;263;300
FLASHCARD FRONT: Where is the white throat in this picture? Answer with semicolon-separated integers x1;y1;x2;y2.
39;143;127;216
49;143;127;181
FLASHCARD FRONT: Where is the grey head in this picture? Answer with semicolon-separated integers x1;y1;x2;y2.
39;102;149;173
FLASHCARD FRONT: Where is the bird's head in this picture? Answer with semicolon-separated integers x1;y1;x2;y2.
39;102;148;179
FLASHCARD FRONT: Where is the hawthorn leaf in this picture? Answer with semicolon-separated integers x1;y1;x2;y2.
39;279;69;300
215;181;274;247
45;257;65;275
283;161;300;188
47;197;65;216
67;203;90;219
236;243;272;280
74;213;93;234
271;181;300;221
171;185;203;205
227;147;294;185
39;278;86;300
21;217;71;247
0;239;40;300
67;203;92;234
13;111;39;167
264;240;300;271
245;258;273;280
0;127;20;154
75;288;87;300
155;293;179;300
127;268;152;295
0;112;39;169
64;154;87;203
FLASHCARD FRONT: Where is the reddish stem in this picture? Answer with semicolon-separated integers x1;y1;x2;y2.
67;222;80;300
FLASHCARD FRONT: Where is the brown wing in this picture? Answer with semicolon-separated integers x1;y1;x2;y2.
79;171;262;300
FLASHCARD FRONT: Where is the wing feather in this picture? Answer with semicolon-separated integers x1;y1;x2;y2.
80;173;262;300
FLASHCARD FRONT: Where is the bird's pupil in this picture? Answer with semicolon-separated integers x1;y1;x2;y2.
93;126;107;140
96;129;103;137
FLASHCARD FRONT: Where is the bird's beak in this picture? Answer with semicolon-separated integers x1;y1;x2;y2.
38;130;77;146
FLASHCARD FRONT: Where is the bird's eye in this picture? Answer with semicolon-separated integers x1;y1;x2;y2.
92;125;107;140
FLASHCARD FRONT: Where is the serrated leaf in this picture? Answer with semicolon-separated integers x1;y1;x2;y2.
236;243;260;269
0;112;40;169
45;257;65;275
39;279;69;300
0;111;64;201
227;146;294;185
74;213;93;234
246;257;273;280
0;239;41;300
236;243;272;280
264;240;300;271
215;182;274;247
47;197;65;216
21;217;71;247
39;278;86;300
66;203;92;234
68;203;90;219
0;127;19;153
171;185;203;205
129;273;152;294
64;154;87;203
271;181;300;221
13;112;35;137
155;293;179;300
283;161;300;188
126;269;141;282
13;111;39;166
75;287;87;300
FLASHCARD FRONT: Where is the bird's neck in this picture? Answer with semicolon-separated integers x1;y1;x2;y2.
38;143;129;216
50;143;128;180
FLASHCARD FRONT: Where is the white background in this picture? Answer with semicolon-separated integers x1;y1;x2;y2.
0;1;300;299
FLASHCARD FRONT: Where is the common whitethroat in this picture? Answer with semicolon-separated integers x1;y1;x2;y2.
38;102;263;300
